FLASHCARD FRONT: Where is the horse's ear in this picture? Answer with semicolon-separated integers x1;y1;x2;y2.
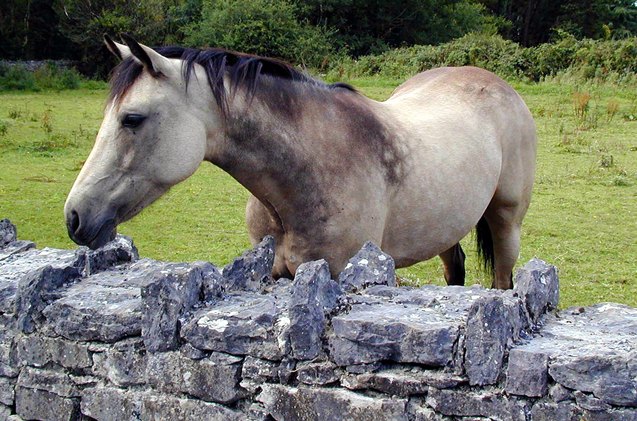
104;34;130;61
119;33;173;78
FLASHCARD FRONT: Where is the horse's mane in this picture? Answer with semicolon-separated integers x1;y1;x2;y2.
108;46;355;112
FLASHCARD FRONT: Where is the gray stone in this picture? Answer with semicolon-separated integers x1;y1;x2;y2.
338;242;396;292
15;334;92;369
0;219;17;247
82;234;138;276
343;367;466;396
80;386;143;421
145;351;245;404
297;361;339;386
548;383;573;402
42;259;164;342
289;259;342;360
0;404;10;420
17;367;79;397
513;258;559;324
180;342;208;360
258;384;408;421
141;262;205;352
0;377;15;406
464;296;510;386
242;356;279;382
222;236;275;291
581;408;637;421
425;387;528;421
574;390;612;412
182;292;290;360
199;262;226;302
15;386;79;421
0;240;36;261
505;347;548;397
329;301;461;367
0;330;18;378
15;264;82;333
141;393;244;421
92;338;147;386
529;402;583;421
277;357;296;384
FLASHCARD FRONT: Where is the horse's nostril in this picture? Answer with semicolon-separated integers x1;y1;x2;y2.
68;210;80;235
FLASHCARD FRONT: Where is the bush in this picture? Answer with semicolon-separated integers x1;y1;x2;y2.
185;0;336;68
328;33;637;84
0;62;82;91
0;64;38;91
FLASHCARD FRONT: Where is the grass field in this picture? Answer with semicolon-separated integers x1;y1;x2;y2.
0;77;636;308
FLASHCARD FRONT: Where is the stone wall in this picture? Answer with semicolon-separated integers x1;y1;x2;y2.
0;218;636;421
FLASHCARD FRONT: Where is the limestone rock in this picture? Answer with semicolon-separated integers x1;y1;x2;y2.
329;301;460;367
15;264;82;333
145;351;245;404
15;334;92;370
141;262;206;352
296;361;339;386
505;347;548;397
464;296;510;386
42;259;164;342
182;292;290;360
0;219;17;247
81;234;138;275
513;258;559;324
258;384;408;421
0;376;15;406
343;367;466;396
15;386;79;421
338;242;396;292
92;338;147;386
222;236;275;291
425;387;528;420
289;259;342;360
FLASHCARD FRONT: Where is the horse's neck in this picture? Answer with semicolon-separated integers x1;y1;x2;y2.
211;81;386;226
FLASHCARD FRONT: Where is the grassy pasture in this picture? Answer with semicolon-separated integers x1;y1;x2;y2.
0;78;635;308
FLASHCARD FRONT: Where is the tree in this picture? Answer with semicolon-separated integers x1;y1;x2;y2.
185;0;335;67
295;0;498;57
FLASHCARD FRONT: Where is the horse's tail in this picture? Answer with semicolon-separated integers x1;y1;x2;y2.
476;217;495;277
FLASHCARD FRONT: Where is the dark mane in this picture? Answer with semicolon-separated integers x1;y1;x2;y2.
108;46;355;111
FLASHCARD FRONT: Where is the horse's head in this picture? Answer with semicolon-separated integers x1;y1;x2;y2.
64;35;215;249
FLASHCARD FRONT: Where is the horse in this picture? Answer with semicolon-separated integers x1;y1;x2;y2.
64;34;536;289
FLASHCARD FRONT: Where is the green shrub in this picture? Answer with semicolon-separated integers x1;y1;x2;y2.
0;62;82;92
329;33;637;84
0;64;38;91
185;0;336;68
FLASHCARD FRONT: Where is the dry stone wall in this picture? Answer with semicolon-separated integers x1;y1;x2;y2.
0;218;636;420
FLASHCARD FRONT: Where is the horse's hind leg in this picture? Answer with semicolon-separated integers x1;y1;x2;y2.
439;243;466;286
245;194;291;278
483;205;523;289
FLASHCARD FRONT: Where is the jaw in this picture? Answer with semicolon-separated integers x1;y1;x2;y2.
65;181;169;250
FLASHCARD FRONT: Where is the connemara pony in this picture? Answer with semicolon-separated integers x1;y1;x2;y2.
64;35;536;289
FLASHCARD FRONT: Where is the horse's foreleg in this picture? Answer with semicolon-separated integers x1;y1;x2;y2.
484;207;521;290
439;243;466;286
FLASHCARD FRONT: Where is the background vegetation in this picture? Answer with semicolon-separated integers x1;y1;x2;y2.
1;1;637;308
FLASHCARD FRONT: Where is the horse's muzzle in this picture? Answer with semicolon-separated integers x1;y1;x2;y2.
66;208;116;249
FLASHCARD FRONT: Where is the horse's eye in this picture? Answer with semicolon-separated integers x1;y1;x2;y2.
122;114;146;128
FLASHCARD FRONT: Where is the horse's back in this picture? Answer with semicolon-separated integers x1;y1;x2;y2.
378;66;536;265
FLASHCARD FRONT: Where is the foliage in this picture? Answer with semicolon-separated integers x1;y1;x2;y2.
184;0;336;68
328;33;637;83
295;0;499;57
0;62;82;91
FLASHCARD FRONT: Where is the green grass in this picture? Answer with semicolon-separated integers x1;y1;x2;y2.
0;78;636;309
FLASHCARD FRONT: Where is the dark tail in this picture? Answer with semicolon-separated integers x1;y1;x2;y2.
476;217;495;277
